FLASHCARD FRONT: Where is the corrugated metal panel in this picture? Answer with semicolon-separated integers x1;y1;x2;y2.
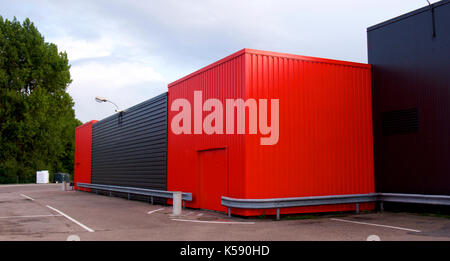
243;50;375;215
368;1;450;195
74;120;97;190
168;49;375;215
91;93;167;190
167;52;246;211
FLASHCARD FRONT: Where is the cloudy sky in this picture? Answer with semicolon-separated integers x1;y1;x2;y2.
1;0;437;123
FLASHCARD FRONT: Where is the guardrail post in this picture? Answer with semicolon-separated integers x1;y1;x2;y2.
128;193;130;200
355;203;360;214
173;192;182;216
380;201;384;212
228;208;231;218
151;196;154;205
276;208;280;220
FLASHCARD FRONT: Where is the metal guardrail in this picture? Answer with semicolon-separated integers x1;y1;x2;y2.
75;182;450;220
76;183;193;205
222;193;379;209
222;193;450;220
379;193;450;206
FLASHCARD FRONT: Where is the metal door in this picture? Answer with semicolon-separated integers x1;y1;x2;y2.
198;148;228;212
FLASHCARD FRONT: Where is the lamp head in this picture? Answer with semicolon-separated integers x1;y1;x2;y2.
95;96;108;103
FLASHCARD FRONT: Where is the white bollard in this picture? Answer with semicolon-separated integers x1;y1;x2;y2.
172;192;182;216
62;181;66;191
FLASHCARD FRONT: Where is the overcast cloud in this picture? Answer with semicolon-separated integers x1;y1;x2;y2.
1;0;438;122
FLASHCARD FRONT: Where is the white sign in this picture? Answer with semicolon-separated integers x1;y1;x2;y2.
36;170;49;184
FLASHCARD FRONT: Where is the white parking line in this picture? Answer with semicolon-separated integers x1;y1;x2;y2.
46;205;95;232
147;208;165;215
0;214;61;219
171;219;255;225
331;218;421;233
20;194;35;201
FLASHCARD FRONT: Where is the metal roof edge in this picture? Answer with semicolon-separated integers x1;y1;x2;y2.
168;48;370;88
92;92;167;125
76;120;98;129
243;48;371;68
367;0;450;32
168;49;246;88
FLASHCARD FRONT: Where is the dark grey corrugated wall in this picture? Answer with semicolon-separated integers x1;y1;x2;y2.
368;1;450;195
91;93;167;190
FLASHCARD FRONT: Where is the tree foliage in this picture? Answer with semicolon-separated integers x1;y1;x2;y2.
0;17;81;183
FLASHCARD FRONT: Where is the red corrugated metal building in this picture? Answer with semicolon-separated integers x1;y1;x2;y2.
167;48;375;216
74;120;97;190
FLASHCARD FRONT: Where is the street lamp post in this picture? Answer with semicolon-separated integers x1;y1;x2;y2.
95;96;123;112
95;96;125;125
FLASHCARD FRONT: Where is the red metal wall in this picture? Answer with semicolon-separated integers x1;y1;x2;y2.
167;50;246;210
74;120;97;190
168;48;375;215
242;49;374;215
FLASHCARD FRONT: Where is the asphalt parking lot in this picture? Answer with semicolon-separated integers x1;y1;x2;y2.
0;184;449;241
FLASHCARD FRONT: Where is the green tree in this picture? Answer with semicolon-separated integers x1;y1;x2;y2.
0;17;81;184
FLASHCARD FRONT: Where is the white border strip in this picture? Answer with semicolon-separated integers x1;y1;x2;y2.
171;219;255;225
0;184;55;188
20;194;35;201
331;218;421;233
46;205;95;232
0;214;60;219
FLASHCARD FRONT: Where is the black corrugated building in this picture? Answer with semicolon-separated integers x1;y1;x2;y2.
91;93;167;190
368;0;450;195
